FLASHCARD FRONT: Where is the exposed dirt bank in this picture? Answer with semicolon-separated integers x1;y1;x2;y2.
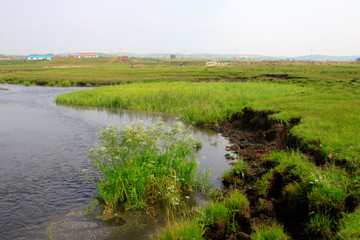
0;69;30;73
0;87;10;91
208;107;334;239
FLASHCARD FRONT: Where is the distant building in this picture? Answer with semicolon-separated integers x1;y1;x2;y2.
52;54;75;59
119;55;128;58
357;58;360;63
27;55;55;60
0;58;11;61
27;52;98;60
76;53;98;58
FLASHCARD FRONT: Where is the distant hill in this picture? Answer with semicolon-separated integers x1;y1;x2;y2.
292;55;359;62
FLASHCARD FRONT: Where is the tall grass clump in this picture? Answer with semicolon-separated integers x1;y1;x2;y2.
336;208;360;239
152;219;205;240
88;121;209;213
250;222;290;240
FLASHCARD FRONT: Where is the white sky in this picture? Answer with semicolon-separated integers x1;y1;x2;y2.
1;0;359;56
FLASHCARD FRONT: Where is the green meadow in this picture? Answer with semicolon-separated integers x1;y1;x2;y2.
2;58;360;239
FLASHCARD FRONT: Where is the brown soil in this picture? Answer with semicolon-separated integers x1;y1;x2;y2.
0;69;30;73
230;61;357;66
0;87;10;91
208;108;311;239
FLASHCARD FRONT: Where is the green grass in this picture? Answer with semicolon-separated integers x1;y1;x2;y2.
250;222;290;240
49;64;360;167
88;121;209;212
223;158;248;182
56;81;307;124
305;212;335;239
337;208;360;239
152;219;205;240
257;151;359;238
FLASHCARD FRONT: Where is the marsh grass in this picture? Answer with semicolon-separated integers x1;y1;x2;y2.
250;222;290;240
257;151;360;238
152;219;205;240
56;81;306;124
225;158;248;179
88;121;209;212
305;212;335;238
337;208;360;239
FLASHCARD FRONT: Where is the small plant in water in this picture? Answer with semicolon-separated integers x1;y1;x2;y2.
88;121;209;213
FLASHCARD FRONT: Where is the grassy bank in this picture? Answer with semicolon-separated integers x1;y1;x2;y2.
55;81;307;124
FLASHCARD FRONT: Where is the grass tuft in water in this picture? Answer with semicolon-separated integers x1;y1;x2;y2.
88;121;209;212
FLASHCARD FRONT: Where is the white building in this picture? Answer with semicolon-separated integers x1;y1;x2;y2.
76;53;98;58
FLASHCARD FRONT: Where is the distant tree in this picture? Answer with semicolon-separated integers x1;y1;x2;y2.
170;54;176;59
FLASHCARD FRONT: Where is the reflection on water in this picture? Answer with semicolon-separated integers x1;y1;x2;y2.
0;84;231;240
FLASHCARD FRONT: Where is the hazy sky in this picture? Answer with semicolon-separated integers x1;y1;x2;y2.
1;0;359;56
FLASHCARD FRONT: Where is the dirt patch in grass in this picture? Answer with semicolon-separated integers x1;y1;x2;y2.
196;78;247;83
212;107;299;172
43;65;90;68
0;69;30;73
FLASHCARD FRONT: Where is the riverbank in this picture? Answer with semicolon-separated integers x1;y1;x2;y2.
2;60;360;238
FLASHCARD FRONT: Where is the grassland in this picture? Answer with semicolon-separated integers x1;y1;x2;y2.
2;58;360;239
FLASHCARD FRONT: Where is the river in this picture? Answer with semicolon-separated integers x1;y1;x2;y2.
0;84;231;240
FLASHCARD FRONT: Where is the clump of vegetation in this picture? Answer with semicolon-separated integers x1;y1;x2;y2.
250;222;290;240
257;150;359;238
154;190;250;240
153;219;205;240
88;121;209;212
337;208;360;239
223;158;248;180
305;212;335;239
60;80;71;87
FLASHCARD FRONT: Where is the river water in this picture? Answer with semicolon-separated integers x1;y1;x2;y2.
0;84;231;240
